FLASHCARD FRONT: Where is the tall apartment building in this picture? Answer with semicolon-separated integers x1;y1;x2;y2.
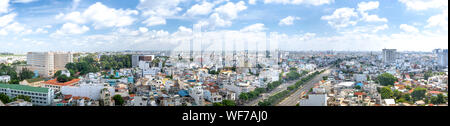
27;52;73;78
438;49;448;67
382;49;397;63
132;55;154;67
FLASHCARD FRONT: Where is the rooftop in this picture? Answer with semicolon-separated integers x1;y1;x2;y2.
43;78;80;86
0;83;50;93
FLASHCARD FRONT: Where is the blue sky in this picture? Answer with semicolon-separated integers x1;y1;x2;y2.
0;0;448;53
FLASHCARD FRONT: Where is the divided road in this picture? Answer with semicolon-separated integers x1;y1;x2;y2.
276;68;332;106
243;69;325;106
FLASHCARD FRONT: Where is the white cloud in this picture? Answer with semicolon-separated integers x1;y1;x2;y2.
0;0;9;14
72;0;81;10
400;24;419;33
143;16;166;26
12;0;38;3
361;13;388;22
240;23;267;32
263;0;334;6
53;23;89;36
137;0;186;26
249;0;257;5
321;8;359;29
426;9;448;30
185;1;215;16
0;13;16;27
357;1;388;22
399;0;448;11
279;16;301;26
56;2;139;29
139;27;148;33
357;1;379;12
214;1;248;20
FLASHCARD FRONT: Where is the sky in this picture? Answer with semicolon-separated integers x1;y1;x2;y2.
0;0;448;53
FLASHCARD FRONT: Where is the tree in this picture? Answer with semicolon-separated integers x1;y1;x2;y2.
411;87;426;101
377;73;397;86
221;100;236;106
57;75;72;83
355;85;361;90
54;70;62;78
393;90;402;99
431;93;446;104
424;71;433;80
380;87;393;99
0;93;10;104
19;68;34;80
239;93;249;100
113;95;124;106
13;95;31;102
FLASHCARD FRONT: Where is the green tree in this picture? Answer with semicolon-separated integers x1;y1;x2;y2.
221;100;236;106
239;93;249;100
377;73;397;86
380;86;393;99
411;87;426;101
13;95;31;102
430;93;446;104
54;70;62;78
19;68;34;80
0;93;10;103
424;71;433;80
355;85;361;90
57;75;72;83
113;95;125;106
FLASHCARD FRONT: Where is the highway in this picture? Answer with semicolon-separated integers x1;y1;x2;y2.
243;69;325;106
276;68;332;106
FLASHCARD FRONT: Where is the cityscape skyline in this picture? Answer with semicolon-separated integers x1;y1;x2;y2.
0;0;448;53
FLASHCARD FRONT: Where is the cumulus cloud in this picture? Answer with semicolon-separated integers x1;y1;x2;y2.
398;0;448;11
53;23;89;36
263;0;334;6
321;8;359;29
137;0;186;26
12;0;38;3
426;9;448;30
143;16;166;26
279;16;301;26
185;1;215;16
0;0;9;14
400;24;419;33
197;1;248;29
240;23;267;32
56;2;139;29
357;1;388;22
0;13;16;27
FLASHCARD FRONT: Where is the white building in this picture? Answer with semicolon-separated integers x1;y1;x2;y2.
189;86;204;106
299;94;327;106
382;49;397;63
0;75;10;83
27;52;73;78
60;83;115;100
438;49;448;67
353;74;367;82
0;83;54;106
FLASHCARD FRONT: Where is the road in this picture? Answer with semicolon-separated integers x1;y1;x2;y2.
243;69;324;106
276;68;332;106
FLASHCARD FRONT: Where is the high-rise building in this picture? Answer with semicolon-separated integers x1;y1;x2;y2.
27;52;73;78
132;55;154;67
54;52;73;72
438;49;448;67
382;49;397;63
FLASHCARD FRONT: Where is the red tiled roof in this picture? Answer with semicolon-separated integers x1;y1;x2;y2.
354;92;366;96
64;95;72;100
130;94;136;97
429;91;442;94
44;78;80;86
72;96;81;100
